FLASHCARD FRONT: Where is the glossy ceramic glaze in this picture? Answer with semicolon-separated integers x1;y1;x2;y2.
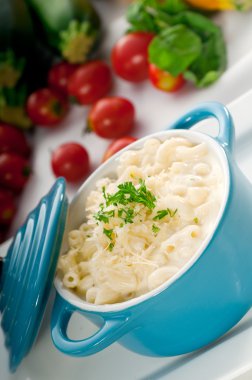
51;102;252;357
0;179;68;372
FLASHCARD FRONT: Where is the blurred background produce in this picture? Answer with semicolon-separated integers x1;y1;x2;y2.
1;0;252;242
184;0;252;11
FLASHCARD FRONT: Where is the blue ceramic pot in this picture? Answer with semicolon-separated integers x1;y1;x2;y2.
51;102;252;357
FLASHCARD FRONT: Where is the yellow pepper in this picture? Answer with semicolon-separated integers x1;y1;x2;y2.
185;0;252;10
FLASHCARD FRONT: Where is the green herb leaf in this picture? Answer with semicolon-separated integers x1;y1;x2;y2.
118;208;135;224
153;208;177;220
105;180;156;210
127;0;188;34
152;224;160;234
169;208;178;217
94;209;115;223
108;242;115;251
193;217;199;224
155;0;188;13
148;24;202;76
153;209;169;220
172;12;227;87
127;1;159;33
103;228;114;240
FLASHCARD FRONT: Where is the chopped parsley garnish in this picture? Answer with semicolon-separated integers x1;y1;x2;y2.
94;180;178;252
103;228;113;240
108;242;115;251
193;217;199;224
103;228;115;251
153;208;177;221
105;180;156;210
118;208;134;224
152;224;160;234
94;209;115;223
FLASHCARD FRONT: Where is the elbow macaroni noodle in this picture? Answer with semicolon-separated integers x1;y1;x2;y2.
57;137;224;305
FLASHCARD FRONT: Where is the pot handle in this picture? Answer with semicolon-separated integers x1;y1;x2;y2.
167;101;234;153
51;294;131;356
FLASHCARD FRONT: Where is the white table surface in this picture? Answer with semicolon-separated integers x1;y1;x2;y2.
2;2;252;379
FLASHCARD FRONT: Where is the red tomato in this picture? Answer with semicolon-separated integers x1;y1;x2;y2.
112;32;155;82
102;136;137;162
88;97;135;139
67;60;112;105
149;63;185;92
51;143;90;183
0;188;16;226
0;153;31;192
48;61;78;96
26;88;69;127
0;123;30;157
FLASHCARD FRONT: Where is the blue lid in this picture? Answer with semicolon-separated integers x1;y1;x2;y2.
0;178;68;372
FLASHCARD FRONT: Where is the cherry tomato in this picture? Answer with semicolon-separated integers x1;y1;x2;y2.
149;63;185;92
0;188;16;226
0;153;31;192
112;32;155;82
51;143;90;183
0;123;30;157
67;60;112;105
26;88;69;127
102;136;137;162
88;97;135;139
48;61;78;96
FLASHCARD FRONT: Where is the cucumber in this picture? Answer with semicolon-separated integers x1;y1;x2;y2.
26;0;102;63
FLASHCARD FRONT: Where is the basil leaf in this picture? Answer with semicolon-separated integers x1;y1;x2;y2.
171;12;227;86
148;24;202;76
126;1;159;33
148;0;189;14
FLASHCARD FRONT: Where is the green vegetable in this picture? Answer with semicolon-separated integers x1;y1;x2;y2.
143;0;189;13
0;0;33;89
0;0;52;88
0;50;25;88
148;24;202;76
127;1;227;87
0;0;53;128
172;11;227;87
26;0;101;63
127;0;177;33
0;86;32;129
127;1;159;33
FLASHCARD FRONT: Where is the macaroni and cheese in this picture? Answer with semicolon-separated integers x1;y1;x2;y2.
57;137;224;305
